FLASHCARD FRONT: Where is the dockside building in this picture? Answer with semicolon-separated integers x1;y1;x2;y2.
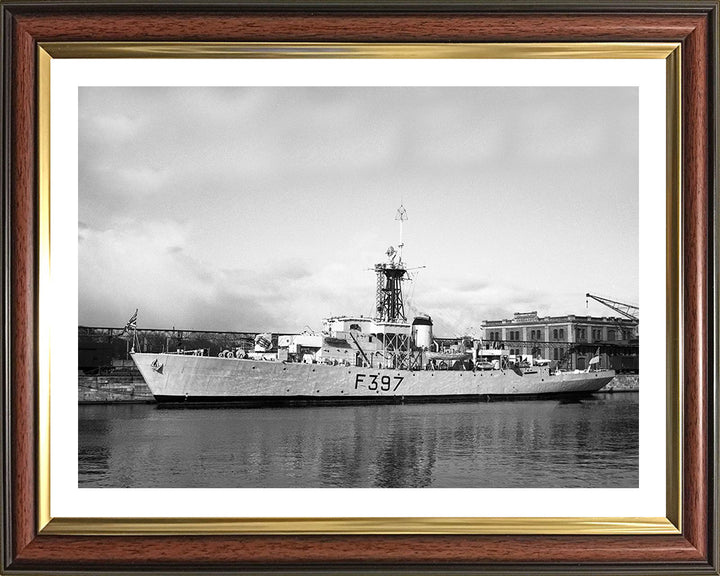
481;311;638;371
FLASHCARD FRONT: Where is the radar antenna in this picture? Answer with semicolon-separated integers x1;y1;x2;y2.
395;204;408;264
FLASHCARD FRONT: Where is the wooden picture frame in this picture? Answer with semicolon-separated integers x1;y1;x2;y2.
1;1;717;573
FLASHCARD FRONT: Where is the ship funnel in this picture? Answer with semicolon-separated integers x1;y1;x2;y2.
412;315;433;350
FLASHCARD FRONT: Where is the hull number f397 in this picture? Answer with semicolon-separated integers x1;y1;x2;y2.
354;373;404;391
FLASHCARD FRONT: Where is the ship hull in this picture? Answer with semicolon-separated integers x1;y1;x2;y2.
132;353;615;408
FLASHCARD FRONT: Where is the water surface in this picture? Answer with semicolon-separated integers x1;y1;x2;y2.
79;393;638;488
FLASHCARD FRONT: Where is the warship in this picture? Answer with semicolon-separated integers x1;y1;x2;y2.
131;206;614;407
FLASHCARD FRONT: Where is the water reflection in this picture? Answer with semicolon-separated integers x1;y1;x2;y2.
78;416;111;481
79;393;638;488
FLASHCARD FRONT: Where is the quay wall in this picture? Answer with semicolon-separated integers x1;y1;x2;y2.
78;361;154;403
600;374;639;392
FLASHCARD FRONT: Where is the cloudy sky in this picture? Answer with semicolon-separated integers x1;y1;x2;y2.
79;86;638;336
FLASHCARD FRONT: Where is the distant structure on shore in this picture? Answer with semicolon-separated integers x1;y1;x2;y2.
481;311;638;372
78;326;266;373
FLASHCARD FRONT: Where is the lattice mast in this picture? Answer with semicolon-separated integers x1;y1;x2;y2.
374;205;408;323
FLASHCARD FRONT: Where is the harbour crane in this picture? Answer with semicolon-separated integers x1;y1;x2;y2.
586;292;639;339
585;293;639;321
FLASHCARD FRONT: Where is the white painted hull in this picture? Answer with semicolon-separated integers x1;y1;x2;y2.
131;353;615;406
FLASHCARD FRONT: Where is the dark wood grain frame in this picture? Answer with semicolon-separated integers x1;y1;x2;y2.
1;1;717;574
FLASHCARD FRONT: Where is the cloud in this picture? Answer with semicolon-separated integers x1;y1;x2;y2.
78;214;628;334
79;218;375;331
410;277;552;337
81;112;141;143
78;86;639;332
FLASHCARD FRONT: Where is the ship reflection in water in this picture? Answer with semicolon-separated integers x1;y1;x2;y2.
78;392;638;488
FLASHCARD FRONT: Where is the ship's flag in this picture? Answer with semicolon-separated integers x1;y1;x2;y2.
589;355;600;365
122;309;138;334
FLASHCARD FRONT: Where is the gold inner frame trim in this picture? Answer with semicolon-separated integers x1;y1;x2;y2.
36;42;682;536
41;41;679;59
37;46;52;535
664;45;683;532
43;516;677;536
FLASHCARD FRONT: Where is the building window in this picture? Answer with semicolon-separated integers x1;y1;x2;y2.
608;330;616;341
559;328;564;340
553;348;559;360
553;329;558;340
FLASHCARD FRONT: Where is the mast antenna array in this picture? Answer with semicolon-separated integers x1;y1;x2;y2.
395;203;408;264
374;204;410;323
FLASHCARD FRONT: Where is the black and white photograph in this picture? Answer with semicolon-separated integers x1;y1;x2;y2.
78;85;640;489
